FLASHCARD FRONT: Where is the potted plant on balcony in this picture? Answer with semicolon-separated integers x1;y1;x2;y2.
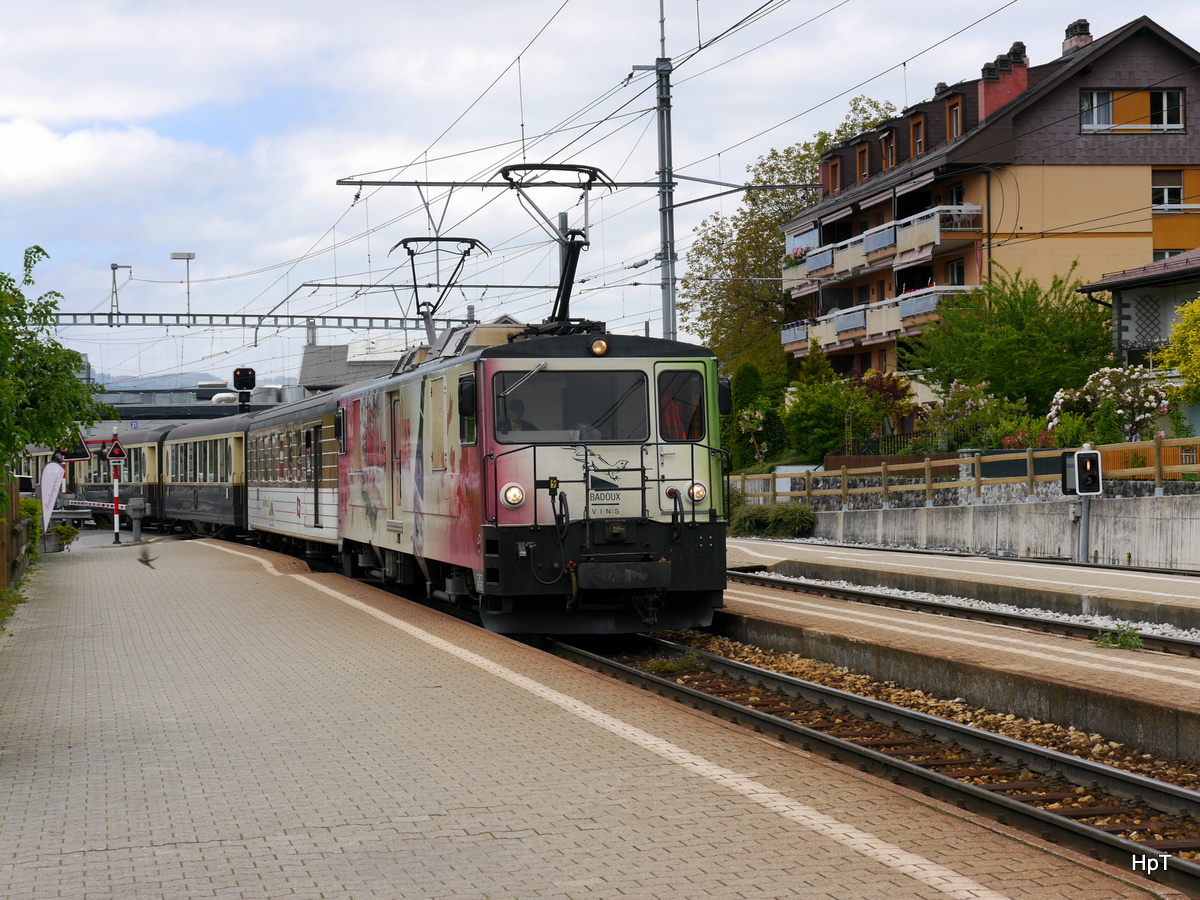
781;247;809;269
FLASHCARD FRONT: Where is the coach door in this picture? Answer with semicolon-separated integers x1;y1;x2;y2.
309;426;321;528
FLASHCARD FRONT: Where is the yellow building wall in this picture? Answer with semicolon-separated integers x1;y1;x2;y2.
991;235;1152;285
989;165;1151;237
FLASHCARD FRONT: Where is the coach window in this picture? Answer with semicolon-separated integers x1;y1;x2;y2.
459;374;477;445
334;407;346;455
659;371;705;442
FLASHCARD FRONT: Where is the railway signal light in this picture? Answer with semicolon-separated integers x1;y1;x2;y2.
1076;449;1102;496
233;367;256;390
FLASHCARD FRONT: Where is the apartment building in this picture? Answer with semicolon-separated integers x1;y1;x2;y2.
780;17;1200;375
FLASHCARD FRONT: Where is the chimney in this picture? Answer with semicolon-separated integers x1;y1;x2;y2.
1063;19;1093;54
978;41;1029;119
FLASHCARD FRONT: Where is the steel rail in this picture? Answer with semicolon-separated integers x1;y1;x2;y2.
727;569;1200;657
550;635;1200;896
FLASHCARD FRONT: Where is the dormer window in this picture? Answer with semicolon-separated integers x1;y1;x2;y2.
910;115;925;155
828;158;841;194
856;144;870;181
946;98;963;139
879;131;896;170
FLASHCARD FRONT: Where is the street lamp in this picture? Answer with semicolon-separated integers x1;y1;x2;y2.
171;252;195;324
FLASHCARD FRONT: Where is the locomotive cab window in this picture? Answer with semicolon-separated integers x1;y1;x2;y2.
494;370;648;443
658;371;705;442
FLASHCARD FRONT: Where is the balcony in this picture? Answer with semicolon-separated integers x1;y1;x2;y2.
783;204;982;287
780;284;977;352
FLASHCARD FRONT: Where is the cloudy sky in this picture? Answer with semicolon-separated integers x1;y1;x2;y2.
3;0;1198;385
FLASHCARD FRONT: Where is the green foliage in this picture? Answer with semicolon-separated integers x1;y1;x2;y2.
1166;398;1195;439
1050;412;1090;448
733;399;788;467
640;652;707;676
1093;621;1144;650
730;502;816;538
0;581;26;634
855;370;917;436
679;97;896;377
0;247;117;507
1155;293;1200;404
49;523;79;548
1088;402;1125;445
792;342;838;389
785;379;879;463
731;362;764;410
997;416;1054;450
898;265;1112;416
19;497;42;561
910;381;1028;452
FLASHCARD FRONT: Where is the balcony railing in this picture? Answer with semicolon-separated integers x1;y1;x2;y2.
781;321;807;344
780;284;977;349
784;204;982;284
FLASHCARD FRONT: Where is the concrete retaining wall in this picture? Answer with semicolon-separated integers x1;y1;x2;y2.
813;494;1200;570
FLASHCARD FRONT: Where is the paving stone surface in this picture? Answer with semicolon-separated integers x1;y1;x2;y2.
0;531;1182;899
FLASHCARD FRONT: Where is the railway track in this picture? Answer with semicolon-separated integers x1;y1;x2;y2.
727;568;1200;657
551;634;1200;897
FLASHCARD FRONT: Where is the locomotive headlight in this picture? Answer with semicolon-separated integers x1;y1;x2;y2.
501;482;526;508
687;482;707;503
589;337;609;356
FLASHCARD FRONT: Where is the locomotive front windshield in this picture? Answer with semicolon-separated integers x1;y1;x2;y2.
494;370;649;443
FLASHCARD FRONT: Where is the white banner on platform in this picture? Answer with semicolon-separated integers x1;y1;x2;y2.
38;462;65;533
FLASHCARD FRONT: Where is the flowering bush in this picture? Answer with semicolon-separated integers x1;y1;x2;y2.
999;420;1055;450
780;247;809;269
734;398;787;465
911;380;1029;451
1048;366;1168;442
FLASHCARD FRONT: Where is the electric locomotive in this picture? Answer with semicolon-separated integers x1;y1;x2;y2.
336;319;729;634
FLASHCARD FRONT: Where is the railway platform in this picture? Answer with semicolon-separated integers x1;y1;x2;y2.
728;538;1200;629
724;537;1200;766
0;529;1179;898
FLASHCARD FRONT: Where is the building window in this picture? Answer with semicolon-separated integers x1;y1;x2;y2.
1152;170;1183;207
944;182;964;206
910;116;925;155
1154;249;1185;261
1150;90;1184;128
856;144;870;181
946;258;966;286
946;98;963;139
879;131;896;170
1081;90;1113;130
828;158;841;194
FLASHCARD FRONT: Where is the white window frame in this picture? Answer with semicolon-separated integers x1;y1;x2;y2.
1150;90;1184;129
1081;90;1113;131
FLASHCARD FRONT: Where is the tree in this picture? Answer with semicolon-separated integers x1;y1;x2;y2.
1155;293;1200;403
784;379;880;464
855;370;918;436
679;97;896;380
897;265;1112;416
1;248;115;496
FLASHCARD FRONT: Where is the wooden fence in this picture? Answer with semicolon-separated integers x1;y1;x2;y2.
734;435;1200;508
2;477;33;588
